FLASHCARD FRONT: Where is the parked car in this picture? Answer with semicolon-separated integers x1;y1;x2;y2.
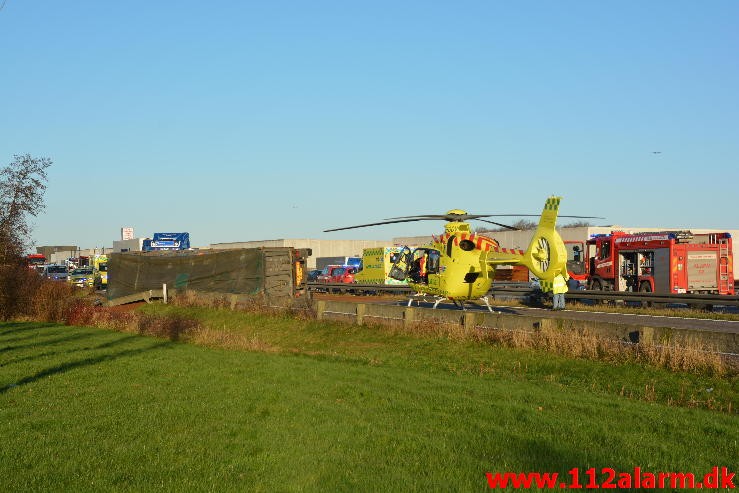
42;264;70;282
68;267;95;288
317;265;357;284
307;269;322;282
313;265;357;293
316;265;341;283
329;266;356;284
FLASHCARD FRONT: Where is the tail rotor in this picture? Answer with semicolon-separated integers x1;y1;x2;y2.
519;197;567;280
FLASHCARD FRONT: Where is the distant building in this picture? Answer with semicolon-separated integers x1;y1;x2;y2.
210;239;390;269
113;238;149;253
36;245;78;260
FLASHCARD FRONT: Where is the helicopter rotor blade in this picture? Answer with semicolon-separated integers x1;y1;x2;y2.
323;217;440;233
327;210;605;233
383;213;493;221
473;219;520;231
386;213;604;220
383;215;448;220
476;214;604;219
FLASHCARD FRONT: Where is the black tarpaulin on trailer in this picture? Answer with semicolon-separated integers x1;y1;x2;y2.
107;248;297;300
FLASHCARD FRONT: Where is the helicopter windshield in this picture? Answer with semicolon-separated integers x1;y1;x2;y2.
426;250;441;274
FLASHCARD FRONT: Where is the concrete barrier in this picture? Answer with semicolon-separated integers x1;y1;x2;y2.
314;300;739;355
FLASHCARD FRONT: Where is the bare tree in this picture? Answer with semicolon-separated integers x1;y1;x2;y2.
0;154;52;263
562;220;593;228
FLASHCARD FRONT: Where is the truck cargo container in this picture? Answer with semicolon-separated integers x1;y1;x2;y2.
142;232;191;252
107;247;311;301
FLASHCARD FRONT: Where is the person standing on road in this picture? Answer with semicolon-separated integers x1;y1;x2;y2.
552;271;570;310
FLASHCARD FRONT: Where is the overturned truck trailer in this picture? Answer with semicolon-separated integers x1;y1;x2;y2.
107;247;311;303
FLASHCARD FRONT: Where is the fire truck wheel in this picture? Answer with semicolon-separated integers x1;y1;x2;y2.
589;279;604;304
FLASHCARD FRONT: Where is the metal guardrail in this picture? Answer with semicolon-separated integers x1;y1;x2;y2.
307;282;739;307
307;282;413;295
565;290;739;307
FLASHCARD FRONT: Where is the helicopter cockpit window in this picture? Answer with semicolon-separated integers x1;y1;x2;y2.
459;239;475;251
426;249;441;274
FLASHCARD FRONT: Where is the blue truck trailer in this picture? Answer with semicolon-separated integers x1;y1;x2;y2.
142;232;191;252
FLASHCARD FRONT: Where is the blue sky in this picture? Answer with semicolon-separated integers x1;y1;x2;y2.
2;1;738;248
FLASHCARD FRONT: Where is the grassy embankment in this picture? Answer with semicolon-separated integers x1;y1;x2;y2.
1;302;737;491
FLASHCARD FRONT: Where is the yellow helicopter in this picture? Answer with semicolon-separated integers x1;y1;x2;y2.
325;196;596;311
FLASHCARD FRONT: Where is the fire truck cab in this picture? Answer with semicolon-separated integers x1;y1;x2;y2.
566;231;734;295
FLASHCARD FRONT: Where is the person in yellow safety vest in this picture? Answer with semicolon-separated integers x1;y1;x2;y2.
551;271;570;310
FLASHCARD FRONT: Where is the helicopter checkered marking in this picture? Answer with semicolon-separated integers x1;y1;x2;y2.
544;197;561;211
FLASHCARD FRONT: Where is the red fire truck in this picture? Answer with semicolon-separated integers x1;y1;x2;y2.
25;253;47;269
565;231;734;295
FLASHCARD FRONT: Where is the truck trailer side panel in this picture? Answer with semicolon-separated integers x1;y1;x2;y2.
108;247;308;300
686;251;719;290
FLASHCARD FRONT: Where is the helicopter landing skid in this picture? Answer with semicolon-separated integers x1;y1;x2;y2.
406;294;497;313
478;296;497;314
406;293;448;309
449;297;499;314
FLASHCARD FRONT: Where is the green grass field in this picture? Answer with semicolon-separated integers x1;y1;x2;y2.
1;311;737;491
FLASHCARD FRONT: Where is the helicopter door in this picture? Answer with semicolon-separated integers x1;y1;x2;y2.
408;248;430;284
389;246;413;281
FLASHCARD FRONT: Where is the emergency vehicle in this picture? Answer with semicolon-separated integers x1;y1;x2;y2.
353;246;408;285
93;254;108;289
566;231;734;295
25;253;46;269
